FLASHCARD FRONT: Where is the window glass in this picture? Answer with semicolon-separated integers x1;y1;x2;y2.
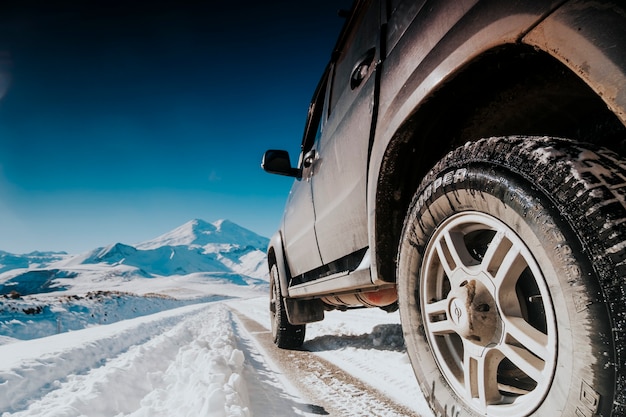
329;0;376;113
300;68;329;156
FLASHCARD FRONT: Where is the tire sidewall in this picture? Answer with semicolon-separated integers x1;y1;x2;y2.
270;264;280;343
269;263;306;349
398;166;612;416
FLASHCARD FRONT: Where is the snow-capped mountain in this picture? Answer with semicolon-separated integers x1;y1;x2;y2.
0;219;270;297
0;219;270;343
137;218;268;250
54;219;269;279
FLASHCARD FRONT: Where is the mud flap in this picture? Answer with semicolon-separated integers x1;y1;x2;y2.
285;298;325;325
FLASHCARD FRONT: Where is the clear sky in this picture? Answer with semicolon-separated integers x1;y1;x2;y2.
0;0;352;253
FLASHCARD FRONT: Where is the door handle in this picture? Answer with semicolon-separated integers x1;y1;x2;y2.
303;149;316;168
350;48;376;89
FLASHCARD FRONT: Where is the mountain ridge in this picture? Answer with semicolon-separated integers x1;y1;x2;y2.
0;219;270;297
136;218;269;251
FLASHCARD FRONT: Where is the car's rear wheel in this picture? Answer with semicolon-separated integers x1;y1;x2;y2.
397;136;626;416
270;264;305;349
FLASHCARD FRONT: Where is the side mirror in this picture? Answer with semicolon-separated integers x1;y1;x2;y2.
261;150;300;178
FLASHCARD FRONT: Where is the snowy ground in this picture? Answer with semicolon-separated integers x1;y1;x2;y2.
0;292;434;416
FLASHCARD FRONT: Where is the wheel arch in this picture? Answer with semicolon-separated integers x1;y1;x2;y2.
371;42;626;285
267;231;290;299
523;0;626;126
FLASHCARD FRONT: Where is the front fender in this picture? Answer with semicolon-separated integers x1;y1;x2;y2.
268;230;291;299
524;1;626;125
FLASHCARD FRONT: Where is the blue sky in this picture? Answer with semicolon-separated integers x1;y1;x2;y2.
0;1;351;253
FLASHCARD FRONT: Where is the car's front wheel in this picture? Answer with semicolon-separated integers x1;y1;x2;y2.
397;137;625;416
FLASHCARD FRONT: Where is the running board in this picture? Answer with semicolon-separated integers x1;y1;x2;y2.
288;268;377;298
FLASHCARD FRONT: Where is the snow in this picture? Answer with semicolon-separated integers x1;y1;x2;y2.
0;297;433;417
136;219;269;254
0;219;434;416
0;218;270;300
295;312;429;414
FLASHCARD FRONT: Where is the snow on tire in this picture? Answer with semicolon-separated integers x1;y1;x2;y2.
397;136;626;416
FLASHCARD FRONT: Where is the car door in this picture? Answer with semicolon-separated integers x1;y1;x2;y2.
309;0;380;264
281;70;328;278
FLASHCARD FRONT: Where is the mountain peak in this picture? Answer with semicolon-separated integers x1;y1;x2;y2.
188;218;214;228
136;219;268;251
212;218;229;230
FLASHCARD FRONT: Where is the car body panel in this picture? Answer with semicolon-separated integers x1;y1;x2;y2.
282;173;322;277
310;0;380;265
280;72;330;277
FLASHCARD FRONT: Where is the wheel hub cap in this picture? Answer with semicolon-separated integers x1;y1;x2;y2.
447;278;499;347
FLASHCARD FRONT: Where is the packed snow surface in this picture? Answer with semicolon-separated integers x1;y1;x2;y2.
0;297;433;416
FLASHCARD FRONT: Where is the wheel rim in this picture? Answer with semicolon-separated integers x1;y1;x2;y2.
420;211;557;416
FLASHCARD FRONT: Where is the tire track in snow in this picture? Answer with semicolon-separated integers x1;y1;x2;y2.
230;308;423;417
0;303;210;415
227;309;326;416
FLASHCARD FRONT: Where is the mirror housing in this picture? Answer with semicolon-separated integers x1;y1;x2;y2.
262;150;300;178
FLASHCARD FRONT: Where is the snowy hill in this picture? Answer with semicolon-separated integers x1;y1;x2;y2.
0;219;270;343
53;219;269;279
0;250;70;274
0;219;270;297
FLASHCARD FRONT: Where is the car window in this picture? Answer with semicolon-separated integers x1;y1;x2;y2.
299;67;329;160
328;0;377;114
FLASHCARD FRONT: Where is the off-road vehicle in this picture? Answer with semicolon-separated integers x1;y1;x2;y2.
262;1;626;415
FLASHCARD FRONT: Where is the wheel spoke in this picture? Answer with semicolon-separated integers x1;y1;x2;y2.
491;243;526;285
423;297;448;315
463;345;503;407
438;230;479;285
503;316;549;361
424;299;456;334
499;342;544;383
444;230;476;267
497;267;549;384
434;239;456;279
491;243;529;317
479;231;507;276
428;319;457;334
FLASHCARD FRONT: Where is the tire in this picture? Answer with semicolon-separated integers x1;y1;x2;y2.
397;136;626;416
269;264;305;349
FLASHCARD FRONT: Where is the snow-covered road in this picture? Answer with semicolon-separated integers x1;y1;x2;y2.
0;297;434;416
